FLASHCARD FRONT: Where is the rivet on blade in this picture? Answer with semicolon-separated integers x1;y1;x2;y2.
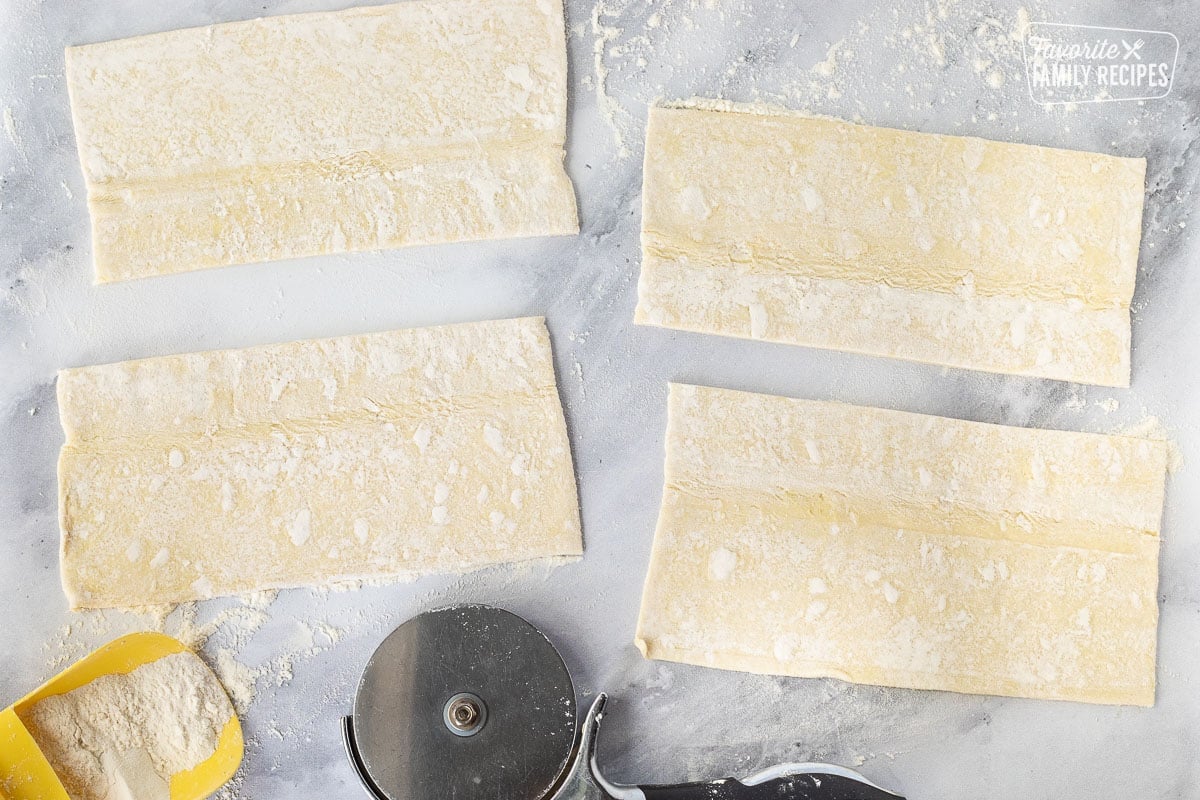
443;692;487;737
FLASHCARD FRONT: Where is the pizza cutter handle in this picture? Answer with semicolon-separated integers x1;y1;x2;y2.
636;771;907;800
570;696;905;800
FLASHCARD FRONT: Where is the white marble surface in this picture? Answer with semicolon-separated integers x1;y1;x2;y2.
2;0;1198;797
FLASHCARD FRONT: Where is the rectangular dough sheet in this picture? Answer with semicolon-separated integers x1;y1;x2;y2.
65;0;577;282
636;104;1147;387
635;384;1168;705
57;317;582;609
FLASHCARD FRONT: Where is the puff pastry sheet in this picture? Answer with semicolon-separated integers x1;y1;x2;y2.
65;0;577;282
636;105;1146;386
57;317;582;608
635;384;1167;705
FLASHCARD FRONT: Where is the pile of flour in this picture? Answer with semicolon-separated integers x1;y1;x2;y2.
20;652;234;800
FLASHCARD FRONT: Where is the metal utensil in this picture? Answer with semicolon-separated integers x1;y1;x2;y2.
344;604;905;800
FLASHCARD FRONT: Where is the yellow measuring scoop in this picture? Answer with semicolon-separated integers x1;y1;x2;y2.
0;632;243;800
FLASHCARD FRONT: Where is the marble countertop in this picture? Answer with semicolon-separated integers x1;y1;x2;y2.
2;0;1198;797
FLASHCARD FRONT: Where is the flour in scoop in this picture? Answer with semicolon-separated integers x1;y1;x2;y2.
20;651;235;800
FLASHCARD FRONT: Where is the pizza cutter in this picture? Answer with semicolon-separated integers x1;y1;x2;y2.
342;604;906;800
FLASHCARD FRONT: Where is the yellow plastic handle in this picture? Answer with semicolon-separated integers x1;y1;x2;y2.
0;632;243;800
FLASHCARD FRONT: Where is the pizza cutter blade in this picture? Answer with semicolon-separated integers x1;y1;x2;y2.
342;604;577;800
343;604;907;800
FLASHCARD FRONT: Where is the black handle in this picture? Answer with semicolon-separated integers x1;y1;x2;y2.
640;773;906;800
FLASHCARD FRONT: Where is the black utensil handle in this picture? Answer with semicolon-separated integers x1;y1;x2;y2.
639;773;906;800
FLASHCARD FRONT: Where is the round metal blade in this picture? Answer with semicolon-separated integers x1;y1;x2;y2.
350;604;577;800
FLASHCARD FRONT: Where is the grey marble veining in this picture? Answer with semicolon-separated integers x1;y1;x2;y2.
2;0;1198;798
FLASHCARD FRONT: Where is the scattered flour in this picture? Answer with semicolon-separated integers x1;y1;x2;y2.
591;4;631;157
37;586;345;722
1112;415;1185;474
36;586;360;800
587;0;1053;159
20;652;234;800
811;38;847;77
